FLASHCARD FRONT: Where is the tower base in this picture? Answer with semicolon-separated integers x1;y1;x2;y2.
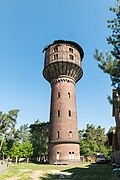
48;141;80;165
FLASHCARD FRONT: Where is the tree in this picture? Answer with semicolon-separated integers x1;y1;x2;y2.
79;124;110;157
79;124;99;155
0;142;8;160
96;126;109;156
29;120;49;161
94;0;120;104
0;139;13;160
20;140;33;163
15;124;30;143
0;109;19;152
10;142;21;163
10;140;33;163
10;124;33;163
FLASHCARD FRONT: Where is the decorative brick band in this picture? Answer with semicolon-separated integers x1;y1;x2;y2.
49;140;80;144
51;76;75;86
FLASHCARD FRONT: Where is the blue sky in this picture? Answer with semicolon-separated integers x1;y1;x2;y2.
0;0;116;132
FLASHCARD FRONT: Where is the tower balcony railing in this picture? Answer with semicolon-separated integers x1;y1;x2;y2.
44;51;82;67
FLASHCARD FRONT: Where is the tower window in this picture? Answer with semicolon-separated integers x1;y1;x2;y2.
57;152;60;160
72;152;74;159
54;54;58;60
69;110;71;117
69;54;74;60
57;131;60;138
69;152;74;159
58;110;60;117
68;92;70;98
69;152;72;160
54;46;58;52
69;48;73;53
69;131;73;139
58;92;60;98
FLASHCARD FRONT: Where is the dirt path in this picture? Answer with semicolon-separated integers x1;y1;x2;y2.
30;170;43;180
6;169;72;180
5;169;43;180
6;176;18;180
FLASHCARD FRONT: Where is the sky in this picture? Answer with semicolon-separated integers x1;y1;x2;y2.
0;0;116;132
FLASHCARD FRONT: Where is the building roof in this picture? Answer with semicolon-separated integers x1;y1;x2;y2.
42;40;84;60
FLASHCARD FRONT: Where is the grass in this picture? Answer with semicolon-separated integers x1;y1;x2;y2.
63;163;114;180
0;162;115;180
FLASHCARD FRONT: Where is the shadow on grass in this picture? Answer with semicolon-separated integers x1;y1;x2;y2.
41;163;114;180
31;161;49;165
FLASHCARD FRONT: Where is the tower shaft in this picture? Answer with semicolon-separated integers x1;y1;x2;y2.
49;77;80;164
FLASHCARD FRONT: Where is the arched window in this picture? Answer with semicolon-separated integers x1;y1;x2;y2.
69;152;74;159
69;110;71;117
57;131;60;138
69;152;72;160
69;131;73;139
69;48;73;53
58;110;60;117
72;152;74;159
54;54;58;60
58;92;60;98
54;46;58;52
56;152;60;160
68;92;70;98
69;54;74;60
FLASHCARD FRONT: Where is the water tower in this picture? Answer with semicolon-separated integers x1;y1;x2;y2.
43;40;84;164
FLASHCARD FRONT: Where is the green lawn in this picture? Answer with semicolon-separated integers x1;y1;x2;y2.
0;162;115;180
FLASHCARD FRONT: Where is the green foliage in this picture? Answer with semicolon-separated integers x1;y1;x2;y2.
20;141;33;158
79;124;110;157
10;140;33;160
29;120;49;160
10;142;21;159
1;142;8;159
0;109;19;152
0;120;48;162
15;124;30;143
10;124;33;162
94;1;120;96
0;139;13;159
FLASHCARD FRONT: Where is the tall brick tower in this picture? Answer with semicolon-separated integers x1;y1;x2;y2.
43;40;84;164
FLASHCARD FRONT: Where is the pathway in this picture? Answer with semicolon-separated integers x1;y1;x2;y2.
5;169;72;180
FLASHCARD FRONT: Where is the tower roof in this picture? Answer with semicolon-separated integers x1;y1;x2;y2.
43;40;84;60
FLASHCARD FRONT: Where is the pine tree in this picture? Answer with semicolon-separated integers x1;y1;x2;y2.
94;0;120;105
0;109;19;152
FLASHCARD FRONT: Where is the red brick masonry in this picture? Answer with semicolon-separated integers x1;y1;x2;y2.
43;40;84;164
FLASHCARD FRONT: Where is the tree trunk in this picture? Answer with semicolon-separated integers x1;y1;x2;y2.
2;152;4;161
38;156;40;161
15;157;18;164
26;158;29;163
0;135;4;151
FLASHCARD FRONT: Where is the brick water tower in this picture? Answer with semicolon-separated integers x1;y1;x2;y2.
43;40;84;164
